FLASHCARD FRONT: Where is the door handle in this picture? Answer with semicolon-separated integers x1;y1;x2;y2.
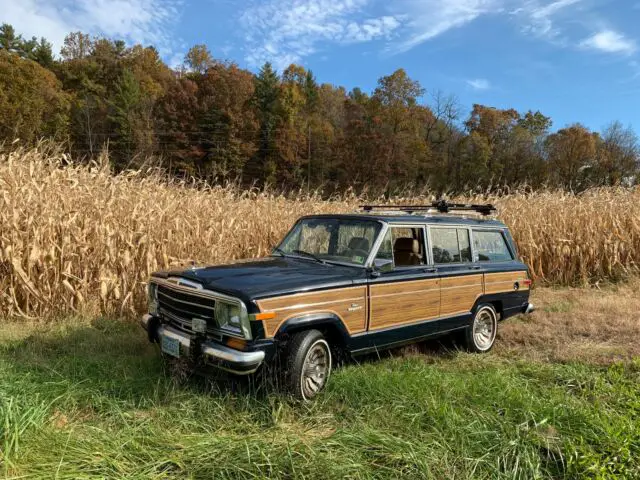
471;265;481;270
424;267;437;273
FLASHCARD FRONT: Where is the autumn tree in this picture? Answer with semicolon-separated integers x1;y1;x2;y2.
185;44;214;75
545;124;599;189
0;51;69;143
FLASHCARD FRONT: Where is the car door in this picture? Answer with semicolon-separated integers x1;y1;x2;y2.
428;226;483;327
367;225;441;335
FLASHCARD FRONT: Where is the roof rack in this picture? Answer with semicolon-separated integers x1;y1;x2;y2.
360;200;497;217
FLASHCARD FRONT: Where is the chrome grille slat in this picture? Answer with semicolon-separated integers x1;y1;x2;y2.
157;289;215;311
157;283;216;335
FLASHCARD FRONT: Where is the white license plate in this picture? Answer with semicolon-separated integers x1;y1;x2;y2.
161;335;180;358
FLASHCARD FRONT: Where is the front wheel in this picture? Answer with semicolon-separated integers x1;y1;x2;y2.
285;330;332;401
464;304;498;353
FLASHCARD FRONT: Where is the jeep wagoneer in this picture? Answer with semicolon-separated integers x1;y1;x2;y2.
141;201;534;400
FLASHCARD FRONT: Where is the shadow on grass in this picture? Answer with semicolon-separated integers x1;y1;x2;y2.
0;317;467;406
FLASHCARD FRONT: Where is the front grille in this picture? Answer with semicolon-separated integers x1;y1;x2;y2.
157;283;216;334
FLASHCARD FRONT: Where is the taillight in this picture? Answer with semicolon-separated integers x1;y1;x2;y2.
523;279;532;287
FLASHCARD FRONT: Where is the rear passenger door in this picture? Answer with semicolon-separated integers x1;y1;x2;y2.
367;225;440;332
428;226;484;321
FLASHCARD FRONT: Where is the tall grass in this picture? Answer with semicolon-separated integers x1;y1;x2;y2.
1;145;639;319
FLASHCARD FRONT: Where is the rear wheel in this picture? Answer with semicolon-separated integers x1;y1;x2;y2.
285;330;332;401
464;304;498;353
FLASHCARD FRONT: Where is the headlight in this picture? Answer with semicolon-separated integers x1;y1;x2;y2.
215;302;246;336
147;283;158;315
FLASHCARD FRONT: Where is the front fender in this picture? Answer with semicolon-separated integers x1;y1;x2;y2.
275;312;351;345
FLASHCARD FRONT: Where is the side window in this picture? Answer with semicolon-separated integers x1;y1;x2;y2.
431;228;472;264
473;230;513;262
375;229;393;261
374;227;426;267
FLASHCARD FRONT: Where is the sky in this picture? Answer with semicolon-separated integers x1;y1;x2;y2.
2;0;639;132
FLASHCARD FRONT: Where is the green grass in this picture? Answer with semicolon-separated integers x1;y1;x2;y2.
0;318;638;479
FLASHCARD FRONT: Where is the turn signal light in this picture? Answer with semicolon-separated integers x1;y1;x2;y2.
250;312;276;321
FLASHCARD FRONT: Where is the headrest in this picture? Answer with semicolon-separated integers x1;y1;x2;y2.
348;237;369;251
394;238;420;254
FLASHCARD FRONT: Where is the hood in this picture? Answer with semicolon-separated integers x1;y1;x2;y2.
152;256;364;301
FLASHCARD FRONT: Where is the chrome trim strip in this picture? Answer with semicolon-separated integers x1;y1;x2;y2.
170;277;204;290
370;287;439;299
352;311;470;336
440;283;483;291
270;296;364;312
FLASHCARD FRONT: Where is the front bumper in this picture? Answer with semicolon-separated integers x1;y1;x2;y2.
141;314;265;375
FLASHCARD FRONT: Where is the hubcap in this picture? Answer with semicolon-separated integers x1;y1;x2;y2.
473;309;496;350
301;341;330;399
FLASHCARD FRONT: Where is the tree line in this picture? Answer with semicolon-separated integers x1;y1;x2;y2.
1;23;638;193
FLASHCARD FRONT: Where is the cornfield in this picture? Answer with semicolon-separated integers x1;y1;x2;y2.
1;145;639;319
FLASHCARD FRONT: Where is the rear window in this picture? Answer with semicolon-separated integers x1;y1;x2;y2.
472;230;513;262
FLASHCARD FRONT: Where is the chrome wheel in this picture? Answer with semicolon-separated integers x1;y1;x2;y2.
473;307;497;351
300;339;331;400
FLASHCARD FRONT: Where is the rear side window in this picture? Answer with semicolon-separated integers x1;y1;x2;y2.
431;228;472;264
473;230;513;262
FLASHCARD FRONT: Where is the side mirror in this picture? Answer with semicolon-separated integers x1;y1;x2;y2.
373;258;394;273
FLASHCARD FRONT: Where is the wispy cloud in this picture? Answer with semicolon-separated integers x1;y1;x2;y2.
467;78;491;90
240;0;401;69
390;0;504;54
579;30;637;55
0;0;181;56
511;0;582;43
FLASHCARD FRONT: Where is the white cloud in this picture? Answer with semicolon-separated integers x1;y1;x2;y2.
580;30;637;55
0;0;181;56
467;78;491;90
239;0;401;69
390;0;505;53
514;0;582;40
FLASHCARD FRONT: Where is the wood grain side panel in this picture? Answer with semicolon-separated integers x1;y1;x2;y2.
440;274;484;317
255;286;367;338
484;271;529;295
368;278;440;331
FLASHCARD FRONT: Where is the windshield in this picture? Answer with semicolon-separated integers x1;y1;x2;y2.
275;218;382;266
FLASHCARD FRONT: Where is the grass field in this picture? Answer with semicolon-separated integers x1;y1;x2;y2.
2;283;639;479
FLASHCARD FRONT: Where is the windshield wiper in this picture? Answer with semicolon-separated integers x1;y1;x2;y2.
272;246;288;257
292;249;327;264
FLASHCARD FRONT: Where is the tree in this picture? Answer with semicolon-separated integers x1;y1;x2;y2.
596;121;639;185
0;24;21;53
185;44;214;75
0;51;69;143
545;124;599;189
61;32;93;61
251;62;281;184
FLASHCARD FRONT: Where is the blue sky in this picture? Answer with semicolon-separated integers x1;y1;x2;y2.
2;0;639;131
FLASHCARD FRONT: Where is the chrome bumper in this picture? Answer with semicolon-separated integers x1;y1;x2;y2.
524;303;535;314
141;314;265;375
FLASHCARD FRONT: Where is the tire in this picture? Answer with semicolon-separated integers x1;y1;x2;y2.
464;304;498;353
285;330;332;401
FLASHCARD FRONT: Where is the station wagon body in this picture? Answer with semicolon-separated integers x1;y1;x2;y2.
141;203;534;400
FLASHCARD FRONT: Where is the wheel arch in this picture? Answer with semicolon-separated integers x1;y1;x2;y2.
275;312;351;349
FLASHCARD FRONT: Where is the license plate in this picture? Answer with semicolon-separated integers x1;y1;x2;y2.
161;335;180;358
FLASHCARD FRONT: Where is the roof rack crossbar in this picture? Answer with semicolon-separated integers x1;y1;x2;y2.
360;200;497;216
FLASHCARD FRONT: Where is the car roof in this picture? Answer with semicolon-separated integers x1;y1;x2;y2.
299;213;507;228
